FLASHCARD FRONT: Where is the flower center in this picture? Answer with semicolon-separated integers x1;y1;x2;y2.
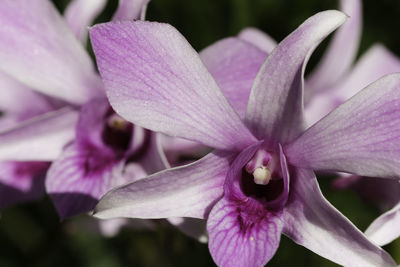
240;148;284;204
102;113;133;151
245;149;275;185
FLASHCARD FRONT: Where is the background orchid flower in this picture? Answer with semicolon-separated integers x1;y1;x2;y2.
237;0;400;127
365;200;400;247
46;97;168;219
0;0;152;215
90;10;399;266
0;70;78;209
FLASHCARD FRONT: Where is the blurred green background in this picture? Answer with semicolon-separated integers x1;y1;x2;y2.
1;0;399;266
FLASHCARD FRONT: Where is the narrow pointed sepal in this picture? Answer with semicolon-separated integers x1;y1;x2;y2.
283;168;397;267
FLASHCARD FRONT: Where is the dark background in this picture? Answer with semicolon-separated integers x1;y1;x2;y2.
1;0;399;266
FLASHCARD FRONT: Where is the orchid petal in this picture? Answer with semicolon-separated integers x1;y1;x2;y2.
0;108;78;161
90;21;256;151
0;0;102;104
75;97;110;147
332;44;400;101
245;11;346;143
283;168;397;267
0;161;49;210
46;142;130;219
207;197;283;267
94;150;234;220
200;37;267;118
304;89;342;126
237;27;277;53
161;135;209;156
64;0;107;43
305;44;400;126
112;0;150;21
286;74;400;178
306;0;362;100
0;71;52;117
365;202;400;246
0;115;19;132
137;132;170;174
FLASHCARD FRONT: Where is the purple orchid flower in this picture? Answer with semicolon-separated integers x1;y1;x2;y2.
0;70;78;209
89;10;399;267
46;97;167;219
239;0;400;246
0;0;151;214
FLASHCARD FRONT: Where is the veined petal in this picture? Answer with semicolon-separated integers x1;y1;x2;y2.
94;150;234;220
304;89;342;127
365;202;400;246
112;0;150;21
306;0;362;100
283;168;397;267
64;0;107;43
90;21;256;151
207;197;283;267
237;27;277;53
332;44;400;101
0;0;102;104
0;108;78;161
305;44;400;126
46;143;131;219
200;37;267;118
286;74;400;178
0;71;52;117
245;11;347;143
0;161;49;209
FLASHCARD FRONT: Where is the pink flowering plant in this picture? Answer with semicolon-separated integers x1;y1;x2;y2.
89;9;400;267
0;0;159;218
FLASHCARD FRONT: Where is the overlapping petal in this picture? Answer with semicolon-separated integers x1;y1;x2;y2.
0;0;102;104
286;74;400;178
0;71;53;117
200;38;267;118
245;10;347;143
237;27;277;53
46;142;130;219
365;202;400;246
90;21;256;151
64;0;107;43
94;151;234;220
112;0;150;21
136;132;170;174
332;44;400;101
0;108;78;161
305;0;362;100
305;44;400;126
283;168;397;267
